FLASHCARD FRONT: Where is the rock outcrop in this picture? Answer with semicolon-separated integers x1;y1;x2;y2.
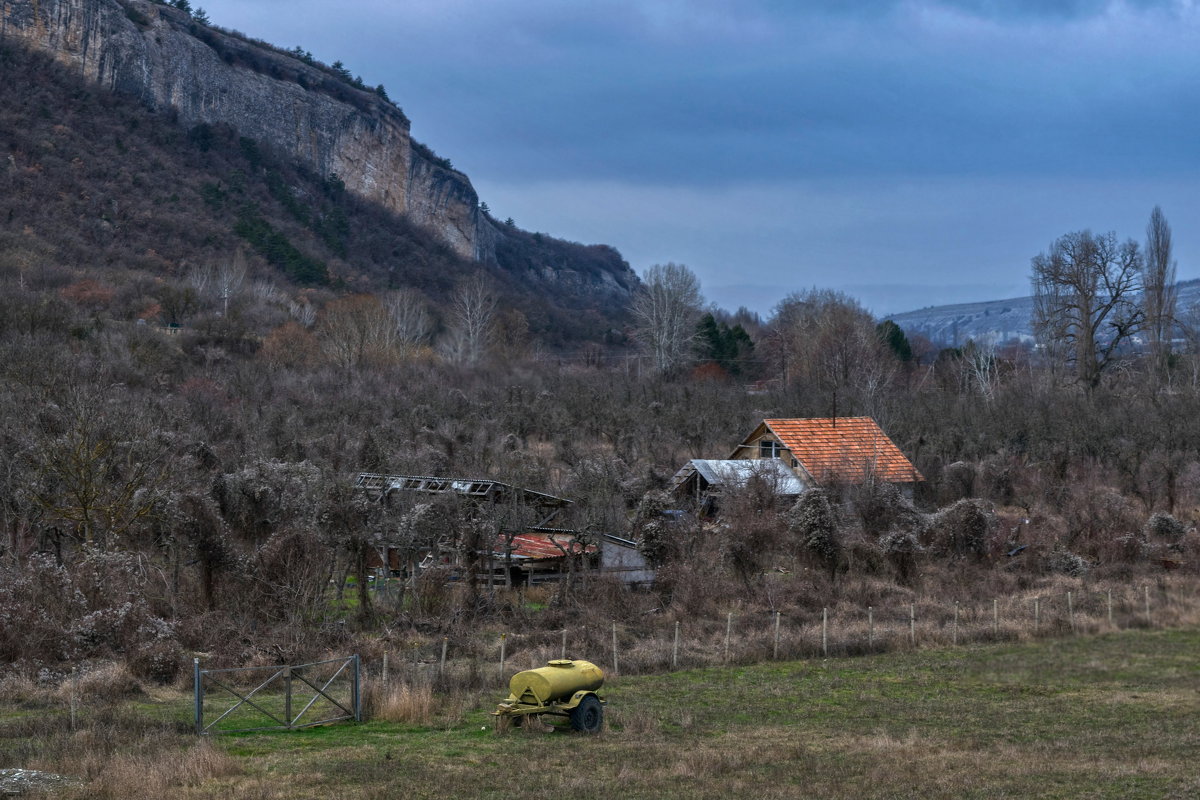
0;0;491;261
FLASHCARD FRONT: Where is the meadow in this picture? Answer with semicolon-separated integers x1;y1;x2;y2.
3;627;1198;799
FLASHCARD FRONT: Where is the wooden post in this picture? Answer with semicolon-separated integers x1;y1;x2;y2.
1067;591;1075;634
822;607;829;657
499;633;507;676
561;628;567;660
612;621;619;675
1107;590;1114;628
1144;585;1151;626
953;601;959;645
440;638;448;677
70;668;79;733
909;604;915;647
724;612;733;662
868;606;874;649
284;666;293;729
193;658;202;735
382;652;389;686
1034;597;1040;634
992;598;998;638
773;612;781;660
672;621;680;670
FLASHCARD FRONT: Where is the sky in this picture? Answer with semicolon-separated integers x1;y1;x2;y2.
196;0;1200;317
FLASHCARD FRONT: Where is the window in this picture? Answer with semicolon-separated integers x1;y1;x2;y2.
759;439;782;458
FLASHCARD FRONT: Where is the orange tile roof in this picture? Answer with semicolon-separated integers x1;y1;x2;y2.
760;417;923;484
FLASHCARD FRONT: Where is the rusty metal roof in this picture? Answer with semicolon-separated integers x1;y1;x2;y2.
496;531;597;561
750;417;923;484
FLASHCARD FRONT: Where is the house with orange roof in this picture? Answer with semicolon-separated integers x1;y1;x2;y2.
728;417;924;495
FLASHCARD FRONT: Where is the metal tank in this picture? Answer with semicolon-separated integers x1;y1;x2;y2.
494;659;606;733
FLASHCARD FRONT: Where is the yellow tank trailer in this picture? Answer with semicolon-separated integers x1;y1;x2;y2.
493;659;605;733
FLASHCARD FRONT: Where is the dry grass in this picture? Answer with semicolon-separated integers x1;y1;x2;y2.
365;680;435;725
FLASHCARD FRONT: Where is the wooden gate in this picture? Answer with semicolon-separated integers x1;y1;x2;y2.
193;655;361;735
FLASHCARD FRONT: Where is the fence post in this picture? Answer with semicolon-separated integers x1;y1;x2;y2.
382;653;389;686
440;638;448;677
773;612;781;660
1034;597;1040;634
909;604;915;647
499;633;507;677
1144;585;1151;626
822;607;829;657
1067;591;1075;635
1107;590;1114;628
193;658;202;735
285;666;295;729
70;668;79;733
353;654;362;723
612;621;619;675
561;628;567;660
992;598;998;638
868;606;874;650
725;612;733;662
672;621;680;670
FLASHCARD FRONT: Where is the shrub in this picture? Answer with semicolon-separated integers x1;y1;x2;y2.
787;488;841;579
926;498;991;558
1146;511;1187;542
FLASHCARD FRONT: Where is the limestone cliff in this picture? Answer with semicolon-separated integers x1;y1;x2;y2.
0;0;493;262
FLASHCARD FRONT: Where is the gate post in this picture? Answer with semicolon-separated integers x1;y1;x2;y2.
354;655;362;722
284;666;293;729
193;657;202;735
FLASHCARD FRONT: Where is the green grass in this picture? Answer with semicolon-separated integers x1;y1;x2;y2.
9;629;1200;798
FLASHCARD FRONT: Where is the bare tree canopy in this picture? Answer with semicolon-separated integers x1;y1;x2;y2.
1143;206;1179;383
631;262;703;373
1032;230;1143;388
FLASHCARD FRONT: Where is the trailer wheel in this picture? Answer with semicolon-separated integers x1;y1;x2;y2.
569;696;603;733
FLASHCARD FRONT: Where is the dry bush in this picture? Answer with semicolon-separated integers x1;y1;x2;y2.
59;662;143;703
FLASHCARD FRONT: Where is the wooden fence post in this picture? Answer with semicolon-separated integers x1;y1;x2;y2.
1034;597;1040;634
382;653;389;686
672;621;680;670
1107;590;1114;628
724;612;733;662
612;621;619;675
868;606;874;649
773;612;781;660
909;604;915;647
953;601;959;645
1067;591;1075;634
440;638;448;677
499;633;507;677
992;598;998;638
1144;585;1151;626
822;607;829;657
561;628;567;660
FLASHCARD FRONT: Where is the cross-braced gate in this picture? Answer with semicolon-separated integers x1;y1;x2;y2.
193;655;361;735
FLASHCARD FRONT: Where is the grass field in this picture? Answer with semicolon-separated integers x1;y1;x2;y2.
5;629;1200;799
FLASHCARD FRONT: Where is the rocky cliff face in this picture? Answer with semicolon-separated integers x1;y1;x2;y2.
0;0;494;260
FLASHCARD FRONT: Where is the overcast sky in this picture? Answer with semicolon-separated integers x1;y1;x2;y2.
198;0;1200;316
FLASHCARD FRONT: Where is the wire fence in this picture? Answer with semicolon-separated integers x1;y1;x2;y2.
367;580;1190;692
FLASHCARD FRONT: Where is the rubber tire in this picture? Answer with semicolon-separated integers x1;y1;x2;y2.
569;696;603;733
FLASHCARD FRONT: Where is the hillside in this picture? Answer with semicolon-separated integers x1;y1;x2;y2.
0;0;637;344
887;278;1200;347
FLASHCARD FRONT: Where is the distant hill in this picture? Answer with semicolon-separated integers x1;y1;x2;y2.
886;279;1200;347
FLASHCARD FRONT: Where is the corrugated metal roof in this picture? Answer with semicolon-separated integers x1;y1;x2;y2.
496;532;597;561
671;458;807;495
760;417;923;484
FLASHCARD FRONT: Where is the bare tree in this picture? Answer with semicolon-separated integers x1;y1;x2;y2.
443;273;497;365
630;262;703;373
317;294;396;369
1143;206;1178;383
1032;230;1143;389
215;248;248;317
383;288;434;356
